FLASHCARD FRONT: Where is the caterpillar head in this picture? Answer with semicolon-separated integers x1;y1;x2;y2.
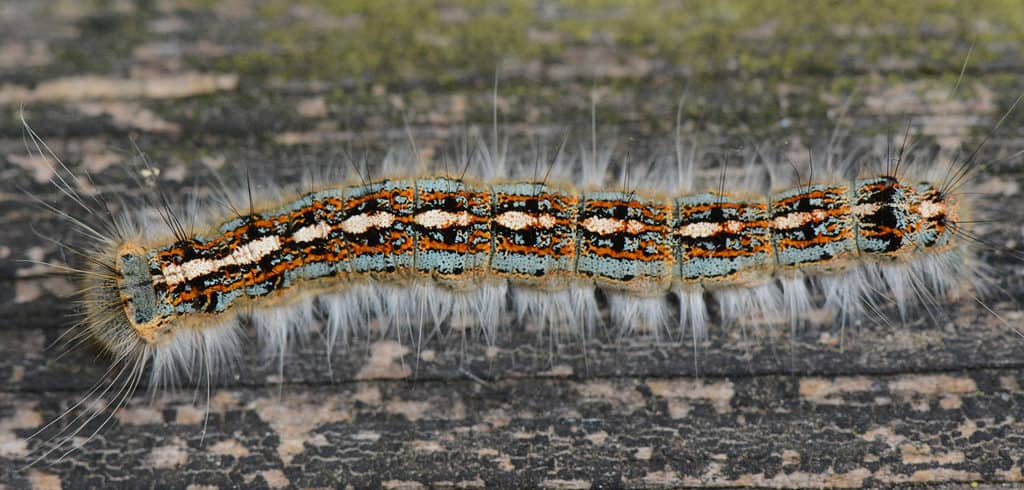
114;243;172;345
81;241;168;361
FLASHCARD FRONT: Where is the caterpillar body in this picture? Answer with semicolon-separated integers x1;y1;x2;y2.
58;133;974;383
18;104;1012;467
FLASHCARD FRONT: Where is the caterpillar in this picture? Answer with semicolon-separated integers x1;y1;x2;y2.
14;89;1022;468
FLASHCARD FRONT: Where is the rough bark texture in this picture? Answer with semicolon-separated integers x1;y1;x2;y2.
2;1;1024;488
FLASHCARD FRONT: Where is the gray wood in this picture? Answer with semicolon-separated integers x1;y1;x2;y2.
2;1;1024;488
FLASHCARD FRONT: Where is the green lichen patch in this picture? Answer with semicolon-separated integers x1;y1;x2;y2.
200;0;1024;84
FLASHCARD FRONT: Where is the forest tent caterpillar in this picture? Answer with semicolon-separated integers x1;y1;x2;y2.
16;91;1022;465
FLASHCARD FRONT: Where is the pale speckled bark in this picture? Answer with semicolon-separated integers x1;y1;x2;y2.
2;1;1024;488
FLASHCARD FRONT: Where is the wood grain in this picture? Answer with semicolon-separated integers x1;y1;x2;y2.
2;1;1024;488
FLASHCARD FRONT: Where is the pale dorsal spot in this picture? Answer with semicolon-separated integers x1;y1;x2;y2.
161;235;281;286
851;202;882;217
414;209;472;229
679;222;722;238
918;200;946;219
340;211;396;234
495;211;557;231
772;210;828;230
723;220;744;234
582;216;646;235
582;216;624;235
292;221;331;243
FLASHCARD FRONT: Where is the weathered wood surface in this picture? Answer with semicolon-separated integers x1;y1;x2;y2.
2;1;1024;488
